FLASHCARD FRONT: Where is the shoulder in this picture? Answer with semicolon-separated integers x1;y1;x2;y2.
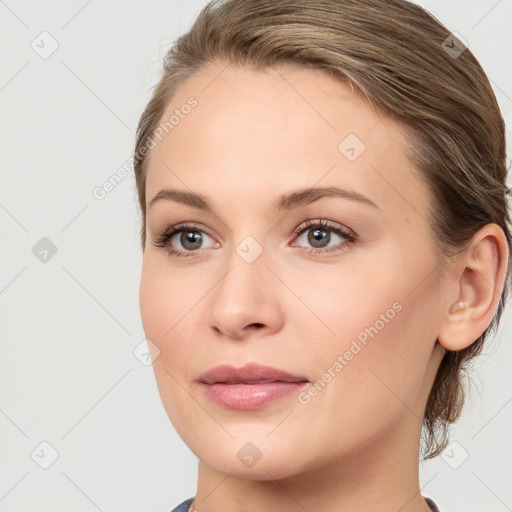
169;497;195;512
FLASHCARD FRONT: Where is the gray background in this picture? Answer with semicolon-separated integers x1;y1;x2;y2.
1;1;511;511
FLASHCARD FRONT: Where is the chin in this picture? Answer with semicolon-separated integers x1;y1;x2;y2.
187;432;310;480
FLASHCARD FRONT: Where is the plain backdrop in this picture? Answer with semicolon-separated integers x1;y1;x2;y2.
1;1;511;511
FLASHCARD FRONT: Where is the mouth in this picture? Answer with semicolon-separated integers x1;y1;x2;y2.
197;362;309;410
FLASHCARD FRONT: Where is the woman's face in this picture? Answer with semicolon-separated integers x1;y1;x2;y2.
139;61;446;479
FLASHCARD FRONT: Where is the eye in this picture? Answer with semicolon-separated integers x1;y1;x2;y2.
152;222;217;257
291;218;356;254
152;218;357;258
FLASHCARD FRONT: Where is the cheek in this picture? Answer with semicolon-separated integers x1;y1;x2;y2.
298;304;433;454
305;265;436;408
139;266;168;345
139;257;188;344
139;262;200;424
139;258;204;374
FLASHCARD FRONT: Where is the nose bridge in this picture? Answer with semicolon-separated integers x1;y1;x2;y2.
206;232;284;338
219;233;270;303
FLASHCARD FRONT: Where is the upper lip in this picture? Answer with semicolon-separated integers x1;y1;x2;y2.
198;362;309;384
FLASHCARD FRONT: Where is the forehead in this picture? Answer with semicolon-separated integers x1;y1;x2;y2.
144;61;429;221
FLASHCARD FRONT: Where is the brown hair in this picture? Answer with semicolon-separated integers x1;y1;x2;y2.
133;0;512;459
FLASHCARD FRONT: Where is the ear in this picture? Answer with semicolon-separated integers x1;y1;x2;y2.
437;223;510;351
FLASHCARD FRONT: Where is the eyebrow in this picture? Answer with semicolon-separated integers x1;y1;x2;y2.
148;186;380;212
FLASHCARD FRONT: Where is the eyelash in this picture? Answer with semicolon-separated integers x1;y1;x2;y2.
151;218;357;258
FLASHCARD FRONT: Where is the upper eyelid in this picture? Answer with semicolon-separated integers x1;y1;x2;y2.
293;218;354;234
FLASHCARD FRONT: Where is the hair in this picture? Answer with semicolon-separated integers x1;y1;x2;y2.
133;0;512;459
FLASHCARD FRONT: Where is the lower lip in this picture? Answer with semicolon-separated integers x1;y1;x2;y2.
200;381;309;410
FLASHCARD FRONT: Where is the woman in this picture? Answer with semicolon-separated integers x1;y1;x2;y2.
133;1;511;510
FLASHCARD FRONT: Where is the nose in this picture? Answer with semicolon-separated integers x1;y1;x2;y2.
205;250;285;341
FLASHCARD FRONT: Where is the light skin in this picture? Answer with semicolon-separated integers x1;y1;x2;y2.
139;60;509;512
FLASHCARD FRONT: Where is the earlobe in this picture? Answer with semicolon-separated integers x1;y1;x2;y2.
437;223;509;352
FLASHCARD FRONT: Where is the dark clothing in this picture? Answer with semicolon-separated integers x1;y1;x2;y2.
170;497;194;512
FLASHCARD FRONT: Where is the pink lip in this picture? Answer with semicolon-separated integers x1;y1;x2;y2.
197;363;309;410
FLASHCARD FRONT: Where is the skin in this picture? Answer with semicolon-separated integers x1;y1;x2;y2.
139;60;509;512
